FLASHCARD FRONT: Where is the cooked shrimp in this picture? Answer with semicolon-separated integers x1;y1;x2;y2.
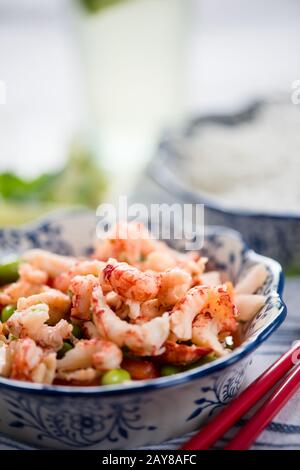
92;346;123;372
22;249;76;278
192;316;225;356
69;275;99;321
9;338;43;381
92;286;169;355
170;284;237;341
94;222;208;279
158;268;192;307
159;341;211;366
199;271;222;287
82;321;100;339
142;251;177;272
30;352;56;384
206;284;238;333
114;303;130;320
102;261;161;302
0;221;271;386
56;368;99;383
36;319;72;351
7;304;49;338
57;338;122;372
0;263;49;306
170;286;210;340
0;342;12;377
0;323;7;343
7;304;72;351
103;293;129;320
17;288;71;325
141;245;207;278
0;281;48;306
53;259;105;292
125;299;141;320
19;263;48;285
136;299;163;324
94;221;158;265
105;291;123;310
176;253;208;277
190;285;238;355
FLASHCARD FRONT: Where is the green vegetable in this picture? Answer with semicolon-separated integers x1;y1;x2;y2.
202;353;217;364
8;333;18;341
0;255;20;286
1;305;16;323
72;324;83;339
0;139;107;226
79;0;127;14
57;341;73;359
183;353;218;372
44;142;107;208
0;172;57;202
101;368;131;385
160;365;181;376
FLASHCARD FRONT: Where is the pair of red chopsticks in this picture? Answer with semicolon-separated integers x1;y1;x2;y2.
181;340;300;450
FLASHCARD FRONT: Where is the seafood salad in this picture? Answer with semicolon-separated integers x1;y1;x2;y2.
0;222;268;386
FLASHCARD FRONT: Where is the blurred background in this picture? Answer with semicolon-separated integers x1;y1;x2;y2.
0;0;300;263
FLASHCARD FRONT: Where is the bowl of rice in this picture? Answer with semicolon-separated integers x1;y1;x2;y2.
148;99;300;270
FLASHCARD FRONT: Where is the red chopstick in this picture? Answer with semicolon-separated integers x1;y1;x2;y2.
181;340;300;450
225;361;300;450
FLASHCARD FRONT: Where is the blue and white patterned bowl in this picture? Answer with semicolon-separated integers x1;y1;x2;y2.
0;209;286;449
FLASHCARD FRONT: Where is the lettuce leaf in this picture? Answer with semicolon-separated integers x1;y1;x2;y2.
0;143;106;208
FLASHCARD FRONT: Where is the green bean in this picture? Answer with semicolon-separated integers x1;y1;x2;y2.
101;368;131;385
202;352;217;363
57;341;73;359
160;365;181;376
1;305;16;323
0;255;20;286
72;324;83;339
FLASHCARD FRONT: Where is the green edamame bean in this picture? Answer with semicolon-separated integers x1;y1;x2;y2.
101;368;131;385
72;324;83;339
160;365;181;376
1;305;16;323
0;255;20;286
202;353;217;363
57;341;73;359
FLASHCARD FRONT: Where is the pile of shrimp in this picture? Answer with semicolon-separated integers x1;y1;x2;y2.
0;222;268;386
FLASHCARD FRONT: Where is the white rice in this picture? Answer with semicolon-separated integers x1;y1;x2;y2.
181;101;300;214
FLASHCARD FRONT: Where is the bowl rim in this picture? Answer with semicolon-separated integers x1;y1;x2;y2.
0;210;287;397
148;100;300;220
